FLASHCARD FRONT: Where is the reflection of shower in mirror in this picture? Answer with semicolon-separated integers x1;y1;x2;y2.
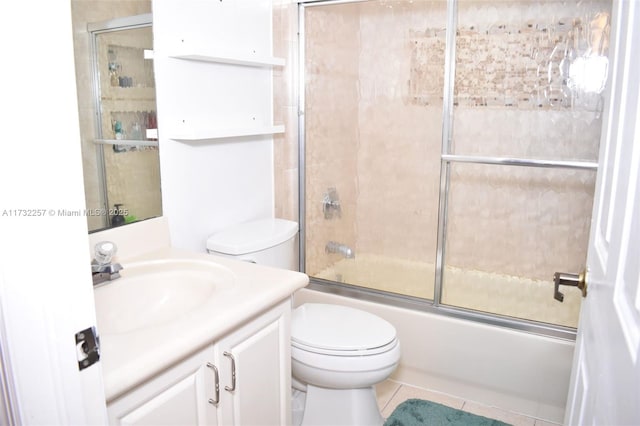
70;8;162;232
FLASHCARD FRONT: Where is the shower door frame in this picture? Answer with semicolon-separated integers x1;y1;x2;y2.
296;0;599;340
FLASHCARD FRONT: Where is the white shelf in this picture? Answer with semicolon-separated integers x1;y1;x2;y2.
170;125;285;142
170;52;284;68
94;139;159;147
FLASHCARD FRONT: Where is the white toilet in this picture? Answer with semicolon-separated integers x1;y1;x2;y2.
291;303;400;426
206;218;299;269
207;218;401;426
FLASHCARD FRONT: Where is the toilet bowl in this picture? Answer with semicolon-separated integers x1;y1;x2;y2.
291;303;401;426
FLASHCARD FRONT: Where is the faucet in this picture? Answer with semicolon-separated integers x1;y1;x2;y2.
91;241;123;286
323;188;342;220
325;241;355;259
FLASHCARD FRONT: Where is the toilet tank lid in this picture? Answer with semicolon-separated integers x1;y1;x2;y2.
206;218;298;255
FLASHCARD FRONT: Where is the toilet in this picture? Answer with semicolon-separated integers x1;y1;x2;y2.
291;303;400;426
207;218;401;426
206;218;299;270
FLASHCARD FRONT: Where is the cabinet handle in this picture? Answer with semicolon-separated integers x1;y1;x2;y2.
206;362;220;405
223;351;236;392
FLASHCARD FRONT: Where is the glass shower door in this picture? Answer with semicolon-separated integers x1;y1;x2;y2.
440;0;610;327
301;0;611;333
303;1;447;300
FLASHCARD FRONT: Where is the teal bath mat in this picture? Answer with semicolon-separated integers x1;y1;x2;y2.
384;399;512;426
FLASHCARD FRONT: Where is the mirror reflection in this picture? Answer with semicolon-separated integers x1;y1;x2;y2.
71;3;162;232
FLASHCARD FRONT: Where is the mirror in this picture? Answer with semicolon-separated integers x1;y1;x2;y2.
71;3;162;232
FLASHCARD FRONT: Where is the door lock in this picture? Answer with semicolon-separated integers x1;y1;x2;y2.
553;271;587;302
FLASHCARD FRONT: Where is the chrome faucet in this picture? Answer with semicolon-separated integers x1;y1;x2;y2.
91;241;123;286
325;241;355;259
323;188;342;220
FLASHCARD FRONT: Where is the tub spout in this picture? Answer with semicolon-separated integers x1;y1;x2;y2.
325;241;355;259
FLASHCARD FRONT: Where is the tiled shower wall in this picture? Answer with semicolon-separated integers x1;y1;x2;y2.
355;2;447;264
279;0;606;292
304;4;361;275
273;0;301;224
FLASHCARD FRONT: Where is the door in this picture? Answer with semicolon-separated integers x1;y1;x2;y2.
107;346;219;426
565;0;640;424
0;1;108;424
217;301;291;426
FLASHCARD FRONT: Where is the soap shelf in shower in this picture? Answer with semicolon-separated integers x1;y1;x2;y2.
170;52;284;68
94;138;159;147
170;124;285;142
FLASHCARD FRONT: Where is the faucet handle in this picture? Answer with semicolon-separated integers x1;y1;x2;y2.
323;188;342;219
94;241;118;265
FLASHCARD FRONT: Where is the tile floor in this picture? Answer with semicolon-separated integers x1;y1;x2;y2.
375;380;561;426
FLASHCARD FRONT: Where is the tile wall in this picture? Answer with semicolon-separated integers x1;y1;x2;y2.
273;0;300;224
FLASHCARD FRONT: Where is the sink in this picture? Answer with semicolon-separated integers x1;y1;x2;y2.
94;259;236;334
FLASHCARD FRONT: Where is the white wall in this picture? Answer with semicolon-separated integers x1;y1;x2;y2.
152;0;277;252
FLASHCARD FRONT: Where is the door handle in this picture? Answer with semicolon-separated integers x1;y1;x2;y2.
206;362;220;405
223;351;236;392
553;271;587;302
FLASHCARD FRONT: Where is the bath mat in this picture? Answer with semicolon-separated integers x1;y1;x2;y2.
384;399;512;426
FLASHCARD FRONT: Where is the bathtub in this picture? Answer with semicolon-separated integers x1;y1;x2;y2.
297;255;576;423
315;254;582;328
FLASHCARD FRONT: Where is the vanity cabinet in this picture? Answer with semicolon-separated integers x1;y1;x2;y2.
107;346;216;425
107;300;292;425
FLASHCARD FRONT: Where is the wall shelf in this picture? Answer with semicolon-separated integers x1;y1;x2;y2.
94;139;159;147
170;52;284;68
170;125;284;142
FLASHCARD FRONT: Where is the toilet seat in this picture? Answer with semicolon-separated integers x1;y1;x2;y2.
292;303;397;356
291;338;398;357
291;338;401;375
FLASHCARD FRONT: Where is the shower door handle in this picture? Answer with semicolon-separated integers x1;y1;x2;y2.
553;271;587;302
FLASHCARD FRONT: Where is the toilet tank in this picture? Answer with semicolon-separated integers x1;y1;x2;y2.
206;219;299;271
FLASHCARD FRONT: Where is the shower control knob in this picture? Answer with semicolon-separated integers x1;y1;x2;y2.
553;271;587;302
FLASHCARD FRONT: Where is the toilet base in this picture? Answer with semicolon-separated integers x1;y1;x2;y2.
297;384;384;426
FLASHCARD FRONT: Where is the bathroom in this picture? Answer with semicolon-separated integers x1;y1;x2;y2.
1;0;639;425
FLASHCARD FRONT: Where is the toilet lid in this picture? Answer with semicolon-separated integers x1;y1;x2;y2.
292;303;397;353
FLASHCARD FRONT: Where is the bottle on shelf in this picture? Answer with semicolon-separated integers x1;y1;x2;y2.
108;48;120;87
113;121;126;153
111;204;126;227
130;122;142;140
114;120;124;140
145;111;158;141
109;63;120;87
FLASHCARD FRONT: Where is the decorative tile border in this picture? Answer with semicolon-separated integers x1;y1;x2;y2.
409;13;609;112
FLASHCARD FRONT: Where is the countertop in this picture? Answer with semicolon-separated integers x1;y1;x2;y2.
95;247;309;402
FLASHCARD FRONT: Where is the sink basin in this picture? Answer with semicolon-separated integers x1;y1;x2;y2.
94;259;236;334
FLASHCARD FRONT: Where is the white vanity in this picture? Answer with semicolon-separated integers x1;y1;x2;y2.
79;0;307;422
90;219;308;425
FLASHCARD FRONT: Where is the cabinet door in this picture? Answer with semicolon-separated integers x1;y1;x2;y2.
108;346;219;425
217;301;291;426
